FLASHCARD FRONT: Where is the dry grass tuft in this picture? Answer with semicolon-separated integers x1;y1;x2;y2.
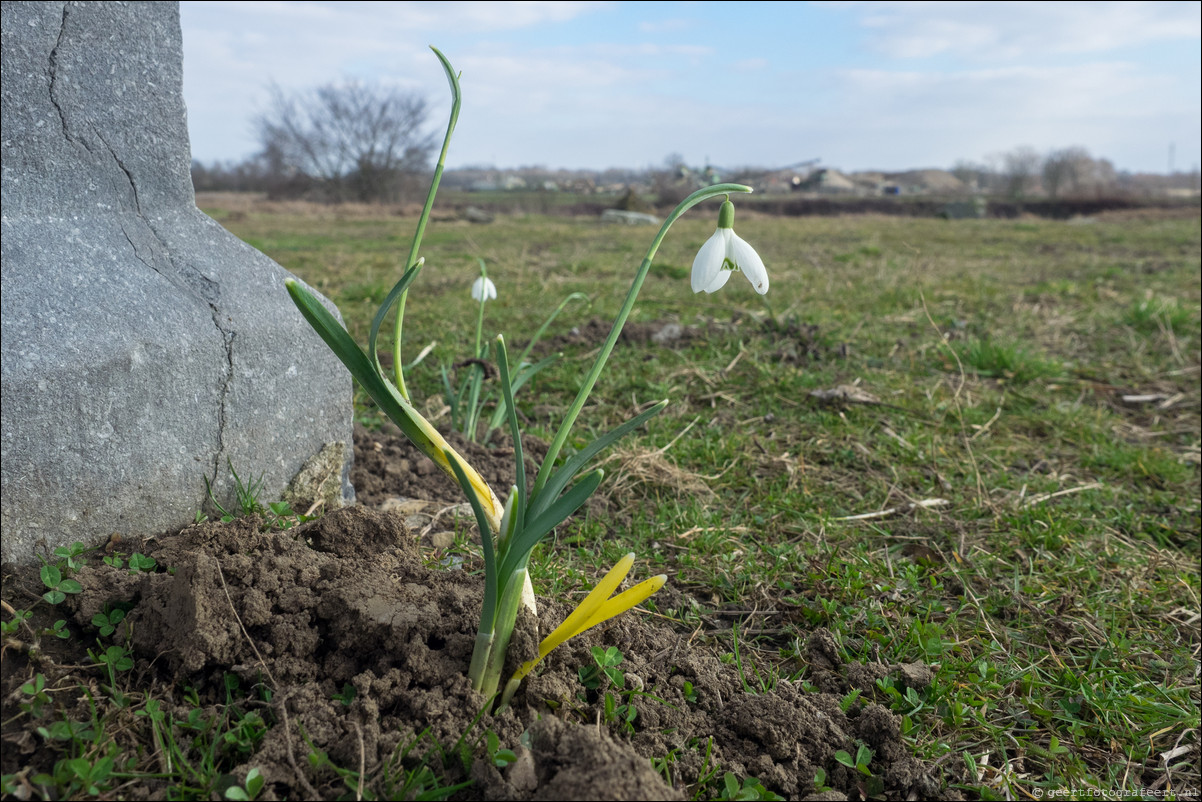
599;444;715;502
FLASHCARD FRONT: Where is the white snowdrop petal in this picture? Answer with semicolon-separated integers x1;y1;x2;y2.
728;234;769;295
703;265;733;293
690;230;728;294
471;276;497;301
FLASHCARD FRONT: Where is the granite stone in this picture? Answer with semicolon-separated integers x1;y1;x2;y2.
1;1;353;563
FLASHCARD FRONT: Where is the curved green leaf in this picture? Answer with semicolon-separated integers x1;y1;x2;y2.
484;352;562;438
526;400;667;523
368;262;423;375
445;451;498;629
494;336;526;521
498;469;604;581
532;182;752;499
287;278;503;528
393;46;463;395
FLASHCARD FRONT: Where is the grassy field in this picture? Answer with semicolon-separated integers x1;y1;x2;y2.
4;197;1196;800
199;199;1201;798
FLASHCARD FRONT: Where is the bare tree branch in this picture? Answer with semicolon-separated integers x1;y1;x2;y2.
255;80;436;202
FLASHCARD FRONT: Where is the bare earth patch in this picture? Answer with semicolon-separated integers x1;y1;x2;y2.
2;428;964;800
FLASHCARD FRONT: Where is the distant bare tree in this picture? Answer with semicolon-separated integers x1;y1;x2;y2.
950;160;994;193
999;146;1043;199
256;81;435;203
1042;146;1089;198
662;152;688;174
1043;147;1120;198
1042;147;1080;198
651;152;699;207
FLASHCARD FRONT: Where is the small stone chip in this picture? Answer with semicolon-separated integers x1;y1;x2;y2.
280;441;349;514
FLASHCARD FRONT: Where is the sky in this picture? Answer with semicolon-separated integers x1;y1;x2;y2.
180;1;1202;175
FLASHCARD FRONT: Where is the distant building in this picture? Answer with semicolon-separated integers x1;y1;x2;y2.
799;168;858;193
844;169;969;196
748;168;814;193
885;169;967;195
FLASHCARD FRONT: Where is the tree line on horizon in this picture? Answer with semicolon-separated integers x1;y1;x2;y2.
190;79;1201;204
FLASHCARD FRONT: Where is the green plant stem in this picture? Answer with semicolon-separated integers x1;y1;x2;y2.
446;452;500;692
530;183;752;501
464;283;488;438
479;567;527;701
468;630;494;693
464;370;484;439
494;338;526;518
512;291;588;368
393;46;461;400
473;259;490;358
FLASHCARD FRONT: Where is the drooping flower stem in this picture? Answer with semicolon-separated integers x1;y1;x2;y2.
473;260;490;357
531;182;753;499
291;46;683;712
464;260;490;438
392;46;462;400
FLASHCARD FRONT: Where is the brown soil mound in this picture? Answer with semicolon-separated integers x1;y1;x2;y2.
2;429;963;800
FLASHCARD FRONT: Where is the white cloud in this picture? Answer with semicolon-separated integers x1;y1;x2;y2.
637;17;695;33
834;61;1171;123
180;1;1200;172
790;59;1196;169
198;0;613;32
440;0;615;31
847;0;1201;60
734;57;769;72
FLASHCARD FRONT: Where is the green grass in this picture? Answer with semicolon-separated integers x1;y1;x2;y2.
953;337;1061;383
8;201;1199;799
240;204;1197;798
299;206;1200;799
1122;296;1194;335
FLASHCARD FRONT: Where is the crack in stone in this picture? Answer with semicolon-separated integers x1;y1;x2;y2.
47;4;72;142
46;2;94;156
96;132;141;214
45;2;235;493
118;220;236;497
119;225;144;265
92;86;233;496
206;324;235;495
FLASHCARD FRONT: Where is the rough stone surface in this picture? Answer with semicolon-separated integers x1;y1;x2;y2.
280;441;352;516
0;1;353;564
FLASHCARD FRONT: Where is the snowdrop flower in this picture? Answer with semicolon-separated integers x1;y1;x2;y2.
471;276;497;302
691;199;768;295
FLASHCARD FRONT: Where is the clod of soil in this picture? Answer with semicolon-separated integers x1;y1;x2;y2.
2;427;964;800
352;423;547;510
